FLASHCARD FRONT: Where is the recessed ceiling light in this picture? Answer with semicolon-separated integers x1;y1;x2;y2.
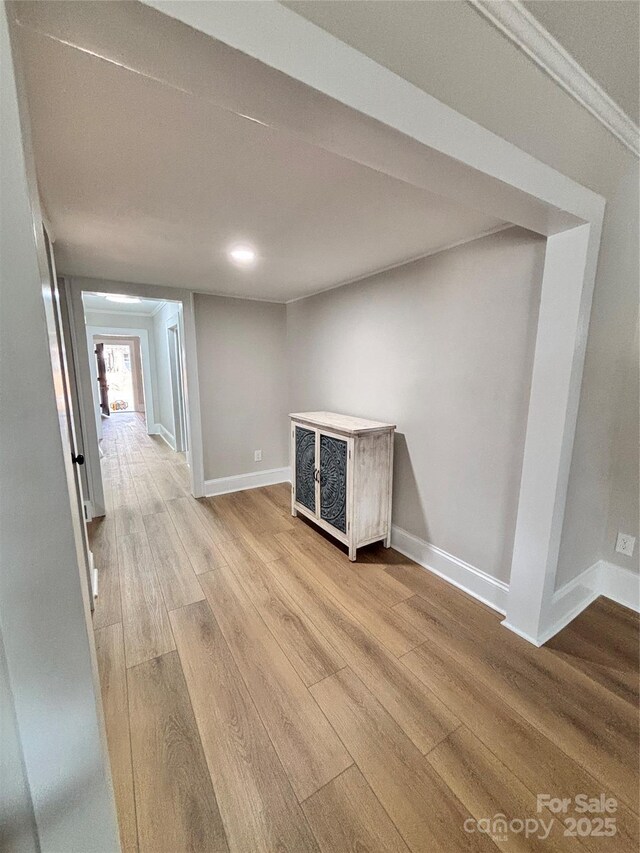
228;244;257;266
105;295;141;304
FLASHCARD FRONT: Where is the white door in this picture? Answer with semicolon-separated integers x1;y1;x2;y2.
42;228;96;605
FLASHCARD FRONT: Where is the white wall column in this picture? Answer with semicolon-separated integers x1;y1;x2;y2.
505;224;603;643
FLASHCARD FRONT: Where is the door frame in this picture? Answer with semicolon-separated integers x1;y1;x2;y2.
69;279;205;513
167;322;187;454
94;336;145;414
43;229;96;603
94;341;109;416
86;326;156;441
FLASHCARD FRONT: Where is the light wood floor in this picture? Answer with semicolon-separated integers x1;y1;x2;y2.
90;413;639;852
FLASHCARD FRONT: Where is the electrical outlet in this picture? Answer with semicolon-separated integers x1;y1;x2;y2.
254;449;262;462
615;532;636;557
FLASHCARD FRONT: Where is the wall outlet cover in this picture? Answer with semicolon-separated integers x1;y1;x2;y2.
615;532;636;557
254;449;262;462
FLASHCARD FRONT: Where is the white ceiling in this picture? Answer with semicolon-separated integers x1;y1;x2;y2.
523;1;639;125
82;293;167;316
285;0;639;127
15;1;504;303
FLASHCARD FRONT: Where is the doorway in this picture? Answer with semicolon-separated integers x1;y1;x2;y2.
94;337;145;418
78;292;199;509
85;300;192;541
72;284;205;512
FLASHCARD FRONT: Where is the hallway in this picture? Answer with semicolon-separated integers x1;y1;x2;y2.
90;415;639;853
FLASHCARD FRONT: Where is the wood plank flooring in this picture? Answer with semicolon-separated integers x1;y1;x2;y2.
90;412;639;852
127;651;229;853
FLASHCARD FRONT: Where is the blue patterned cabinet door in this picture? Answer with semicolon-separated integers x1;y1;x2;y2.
295;426;316;513
319;434;347;534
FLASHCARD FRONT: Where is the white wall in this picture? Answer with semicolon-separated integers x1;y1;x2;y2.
195;293;289;481
0;6;119;848
556;162;640;585
287;228;545;583
603;319;639;573
0;631;38;853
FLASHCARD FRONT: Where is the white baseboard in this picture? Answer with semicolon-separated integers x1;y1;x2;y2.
390;525;509;614
499;620;549;647
155;423;176;450
599;560;640;611
531;559;640;646
528;561;603;646
204;466;291;498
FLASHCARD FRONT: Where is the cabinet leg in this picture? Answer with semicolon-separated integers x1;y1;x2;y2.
348;544;357;562
384;533;391;548
291;507;298;518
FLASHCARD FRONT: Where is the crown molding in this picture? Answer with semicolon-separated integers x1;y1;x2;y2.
469;0;639;157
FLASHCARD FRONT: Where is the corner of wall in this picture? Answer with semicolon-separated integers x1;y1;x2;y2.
555;160;640;590
600;315;639;576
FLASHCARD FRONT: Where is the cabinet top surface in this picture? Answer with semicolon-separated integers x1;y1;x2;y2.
290;411;396;434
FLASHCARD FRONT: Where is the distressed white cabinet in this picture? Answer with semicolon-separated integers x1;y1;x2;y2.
290;411;395;561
